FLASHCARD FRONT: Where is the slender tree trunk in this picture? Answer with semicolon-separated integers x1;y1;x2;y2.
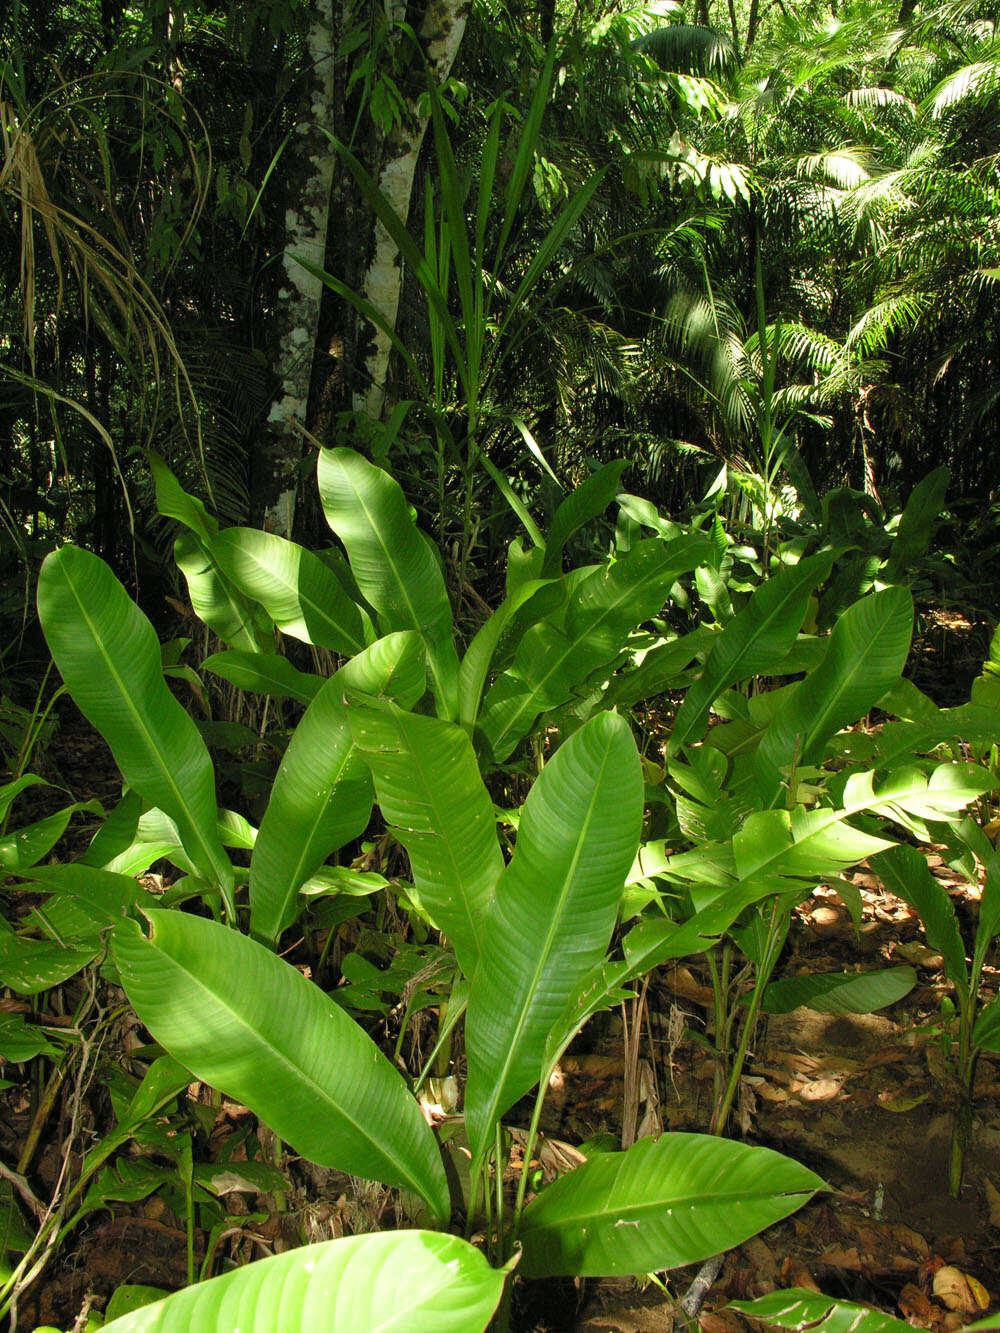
354;0;469;423
261;0;337;536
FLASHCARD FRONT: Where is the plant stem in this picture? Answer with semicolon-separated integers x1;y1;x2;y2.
711;907;784;1135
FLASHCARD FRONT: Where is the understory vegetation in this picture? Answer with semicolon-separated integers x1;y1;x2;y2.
1;0;999;1330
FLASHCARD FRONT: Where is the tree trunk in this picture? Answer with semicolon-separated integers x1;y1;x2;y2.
261;0;337;536
354;0;469;423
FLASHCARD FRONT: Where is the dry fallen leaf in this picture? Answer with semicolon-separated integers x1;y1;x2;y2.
983;1175;1000;1228
897;1281;933;1320
932;1265;989;1314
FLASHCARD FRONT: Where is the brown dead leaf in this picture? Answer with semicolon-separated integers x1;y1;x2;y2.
664;963;715;1007
819;1244;863;1271
897;1282;933;1320
983;1176;1000;1228
780;1259;822;1292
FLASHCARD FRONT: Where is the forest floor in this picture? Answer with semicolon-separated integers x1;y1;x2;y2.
5;607;999;1333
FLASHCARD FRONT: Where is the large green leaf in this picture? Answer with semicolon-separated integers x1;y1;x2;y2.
731;1289;915;1333
602;627;716;711
250;634;425;942
317;447;459;719
173;532;262;652
457;577;553;730
761;965;917;1015
873;845;969;994
212;527;365;656
518;1133;823;1277
148;450;218;545
201;649;323;704
464;713;643;1161
733;808;895;880
883;466;949;583
100;1231;505;1333
480;537;709;761
348;698;502;976
669;551;834;752
38;546;233;911
748;586;913;805
112;913;449;1222
541;460;627;577
545;880;782;1069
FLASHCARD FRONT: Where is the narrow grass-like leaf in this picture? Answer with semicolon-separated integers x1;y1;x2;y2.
519;1134;823;1277
112;913;449;1222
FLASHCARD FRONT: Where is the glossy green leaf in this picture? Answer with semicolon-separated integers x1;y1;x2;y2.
0;801;100;872
348;698;503;975
0;933;96;993
730;1289;914;1333
112;913;449;1222
480;537;708;760
0;775;49;822
733;807;895;880
749;586;913;805
761;965;916;1014
874;845;970;994
883;466;950;583
874;704;1000;769
38;546;234;911
317;447;459;718
250;634;425;942
173;531;262;652
602;627;716;710
201;649;323;704
0;1012;59;1061
26;864;150;923
101;1231;505;1333
457;578;553;730
464;713;643;1161
518;1133;823;1277
148;450;218;545
670;551;834;752
213;527;365;656
541;460;628;577
546;880;781;1067
973;996;1000;1053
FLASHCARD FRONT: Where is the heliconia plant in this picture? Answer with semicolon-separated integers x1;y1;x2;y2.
20;443;997;1329
27;517;824;1329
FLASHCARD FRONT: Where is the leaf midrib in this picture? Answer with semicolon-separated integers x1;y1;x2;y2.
521;1183;817;1232
472;730;616;1147
227;537;363;654
325;459;453;713
58;560;229;895
129;922;440;1210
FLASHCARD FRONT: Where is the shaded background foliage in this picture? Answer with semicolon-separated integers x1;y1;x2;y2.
1;0;998;647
